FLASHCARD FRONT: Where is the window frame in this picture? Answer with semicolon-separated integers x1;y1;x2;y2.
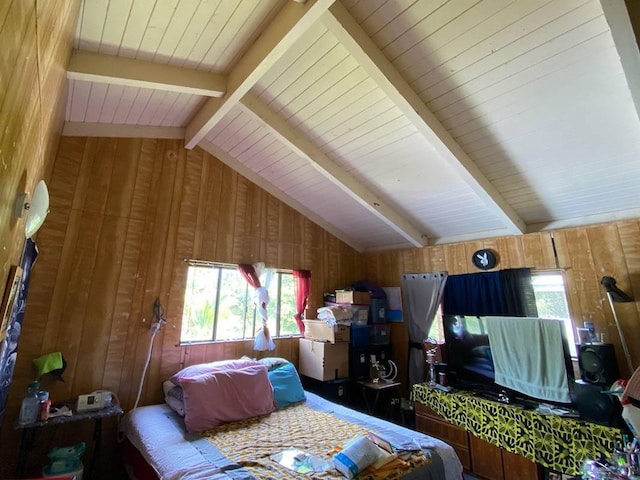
530;268;577;357
179;261;300;345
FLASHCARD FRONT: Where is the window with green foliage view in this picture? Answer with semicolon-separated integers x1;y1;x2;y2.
180;265;298;343
531;271;577;356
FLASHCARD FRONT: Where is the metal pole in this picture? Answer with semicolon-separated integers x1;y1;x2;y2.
606;291;634;374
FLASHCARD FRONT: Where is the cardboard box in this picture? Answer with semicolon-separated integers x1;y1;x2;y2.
299;338;349;381
335;290;371;305
303;319;350;343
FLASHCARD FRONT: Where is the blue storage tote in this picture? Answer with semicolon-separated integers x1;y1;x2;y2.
350;324;369;347
369;323;391;345
369;298;386;324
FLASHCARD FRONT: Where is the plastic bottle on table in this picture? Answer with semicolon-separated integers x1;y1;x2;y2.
18;381;40;425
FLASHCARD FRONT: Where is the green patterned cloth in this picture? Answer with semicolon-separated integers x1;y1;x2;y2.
411;384;622;475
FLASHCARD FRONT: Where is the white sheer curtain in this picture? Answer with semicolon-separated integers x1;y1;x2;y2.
401;272;448;386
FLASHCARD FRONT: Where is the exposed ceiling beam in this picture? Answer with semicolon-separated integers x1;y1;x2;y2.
184;0;336;149
67;51;226;97
240;93;427;248
62;122;185;139
600;0;640;124
198;139;365;252
322;2;527;236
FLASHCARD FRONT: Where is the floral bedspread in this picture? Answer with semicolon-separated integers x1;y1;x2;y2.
202;404;430;479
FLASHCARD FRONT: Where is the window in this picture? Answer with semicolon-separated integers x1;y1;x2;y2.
531;271;577;356
180;264;298;343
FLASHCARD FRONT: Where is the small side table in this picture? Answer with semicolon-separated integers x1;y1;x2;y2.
14;399;123;479
357;379;401;420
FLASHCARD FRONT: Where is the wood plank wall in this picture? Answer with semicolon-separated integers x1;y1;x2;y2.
365;224;640;394
0;136;365;477
0;0;79;297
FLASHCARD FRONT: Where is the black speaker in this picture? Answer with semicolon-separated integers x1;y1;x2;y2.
572;380;621;426
577;343;620;386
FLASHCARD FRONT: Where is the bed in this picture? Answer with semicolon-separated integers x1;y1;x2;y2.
120;358;463;480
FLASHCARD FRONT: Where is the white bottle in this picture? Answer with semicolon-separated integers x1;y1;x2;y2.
18;381;40;425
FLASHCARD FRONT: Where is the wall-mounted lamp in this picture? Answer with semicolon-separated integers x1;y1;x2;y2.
13;180;50;238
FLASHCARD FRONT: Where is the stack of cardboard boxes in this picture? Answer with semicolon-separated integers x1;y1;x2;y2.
299;321;350;381
299;290;393;405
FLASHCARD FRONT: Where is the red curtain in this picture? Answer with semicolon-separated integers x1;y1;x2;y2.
238;264;261;289
293;270;311;334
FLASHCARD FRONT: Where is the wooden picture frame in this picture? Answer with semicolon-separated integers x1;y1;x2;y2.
0;266;23;343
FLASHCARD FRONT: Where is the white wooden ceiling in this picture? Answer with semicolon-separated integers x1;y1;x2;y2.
64;0;640;252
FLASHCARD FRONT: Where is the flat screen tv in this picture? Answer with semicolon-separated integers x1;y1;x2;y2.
442;314;575;407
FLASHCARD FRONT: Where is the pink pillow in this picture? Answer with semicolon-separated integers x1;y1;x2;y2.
170;358;261;385
176;364;275;433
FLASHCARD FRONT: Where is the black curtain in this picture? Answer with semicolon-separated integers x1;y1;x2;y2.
443;268;537;317
499;268;538;317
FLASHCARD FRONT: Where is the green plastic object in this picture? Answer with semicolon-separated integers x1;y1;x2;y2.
47;441;86;461
46;458;82;475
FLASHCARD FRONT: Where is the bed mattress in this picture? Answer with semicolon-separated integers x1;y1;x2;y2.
122;391;463;480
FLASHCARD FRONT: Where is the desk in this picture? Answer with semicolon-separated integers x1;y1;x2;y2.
357;379;400;420
14;400;123;479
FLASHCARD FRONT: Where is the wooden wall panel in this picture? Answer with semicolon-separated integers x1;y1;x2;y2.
365;222;640;398
7;136;365;410
0;136;365;476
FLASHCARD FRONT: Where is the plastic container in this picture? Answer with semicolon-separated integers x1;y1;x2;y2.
369;298;386;324
350;324;369;347
369;323;390;345
18;381;40;425
43;463;83;480
622;402;640;439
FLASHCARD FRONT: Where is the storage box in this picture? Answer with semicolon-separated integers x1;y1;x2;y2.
303;319;350;343
369;345;391;364
369;323;391;345
335;290;371;305
349;346;370;379
369;298;386;324
350;324;370;347
299;338;349;381
301;376;353;406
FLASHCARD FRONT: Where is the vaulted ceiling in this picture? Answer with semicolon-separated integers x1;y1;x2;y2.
64;0;640;252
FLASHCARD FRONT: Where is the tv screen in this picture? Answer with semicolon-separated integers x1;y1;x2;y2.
442;315;496;387
442;314;575;406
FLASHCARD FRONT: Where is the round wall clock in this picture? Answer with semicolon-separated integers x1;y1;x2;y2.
472;249;497;270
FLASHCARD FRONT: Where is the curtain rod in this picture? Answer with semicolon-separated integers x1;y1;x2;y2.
183;259;237;269
183;259;295;275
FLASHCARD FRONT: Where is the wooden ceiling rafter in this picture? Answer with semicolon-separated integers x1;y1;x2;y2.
239;93;427;248
184;0;337;149
321;2;527;236
67;51;226;97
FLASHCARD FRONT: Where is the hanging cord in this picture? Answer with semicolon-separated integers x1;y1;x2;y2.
119;298;166;444
133;298;166;410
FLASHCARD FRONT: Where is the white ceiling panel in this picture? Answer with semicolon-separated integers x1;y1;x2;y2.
65;0;640;251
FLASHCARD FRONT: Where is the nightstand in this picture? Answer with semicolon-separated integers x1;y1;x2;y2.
14;399;123;479
356;379;401;420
